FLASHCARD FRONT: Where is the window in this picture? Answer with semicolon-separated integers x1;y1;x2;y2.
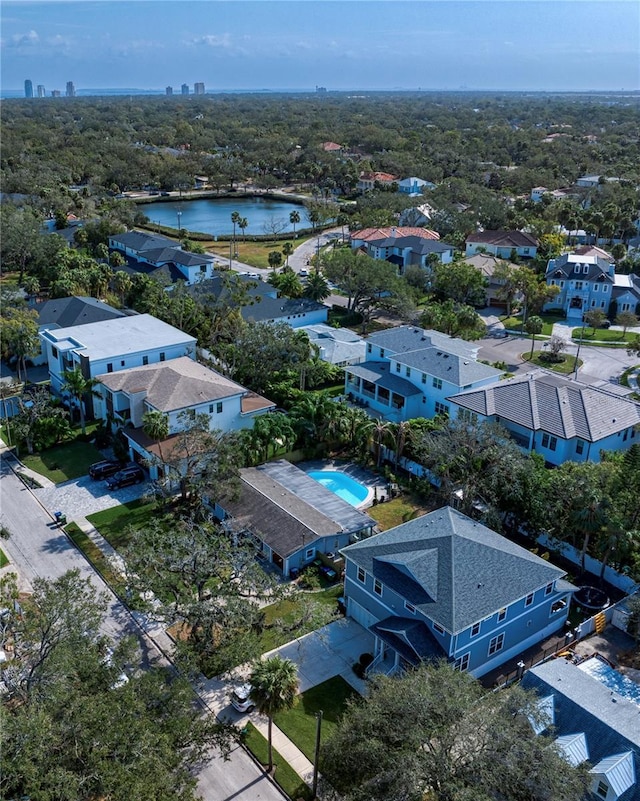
367;344;372;353
51;346;58;358
541;433;557;451
216;402;223;414
435;401;449;417
593;284;599;292
106;363;113;373
209;404;214;414
551;598;567;615
373;579;382;596
405;367;411;377
395;362;401;373
433;622;445;634
545;582;554;596
497;608;507;622
421;373;427;384
488;633;505;656
357;566;365;583
471;622;481;637
602;285;608;293
596;781;608;799
454;653;470;672
432;377;443;389
305;548;315;560
458;408;477;424
142;355;149;366
159;352;166;362
404;601;416;614
380;348;385;358
525;593;534;607
200;264;206;273
120;360;125;367
575;281;583;290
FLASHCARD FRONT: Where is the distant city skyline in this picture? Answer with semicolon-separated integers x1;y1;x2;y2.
2;1;639;94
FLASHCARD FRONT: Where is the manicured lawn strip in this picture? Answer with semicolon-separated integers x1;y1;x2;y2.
204;236;314;270
501;313;565;336
260;586;343;653
368;493;432;531
0;548;9;568
65;522;125;593
522;352;581;374
274;676;356;763
570;328;635;343
86;499;159;549
22;439;104;483
243;722;313;801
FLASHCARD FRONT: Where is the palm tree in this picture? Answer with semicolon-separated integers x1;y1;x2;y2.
142;409;169;472
303;272;330;302
61;367;101;435
282;241;294;266
249;656;298;772
238;216;249;244
289;210;300;238
372;420;392;467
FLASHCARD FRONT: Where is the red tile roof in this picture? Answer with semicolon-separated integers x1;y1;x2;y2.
358;172;398;183
321;141;343;151
351;226;440;242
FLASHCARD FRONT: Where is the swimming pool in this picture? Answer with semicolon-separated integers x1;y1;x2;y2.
307;470;369;507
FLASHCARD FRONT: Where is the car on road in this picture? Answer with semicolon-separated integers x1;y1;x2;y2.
89;460;123;480
299;269;308;277
106;464;145;490
230;683;255;713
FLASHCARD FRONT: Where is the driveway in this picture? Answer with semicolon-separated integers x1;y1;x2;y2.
33;474;151;522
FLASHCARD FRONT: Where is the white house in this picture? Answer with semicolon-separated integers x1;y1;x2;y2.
344;326;503;423
95;356;275;477
448;370;640;466
40;314;196;395
301;324;367;366
465;230;539;260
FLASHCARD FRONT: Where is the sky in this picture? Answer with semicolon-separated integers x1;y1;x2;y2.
1;1;639;94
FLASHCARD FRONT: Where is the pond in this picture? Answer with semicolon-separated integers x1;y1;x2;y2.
141;196;310;237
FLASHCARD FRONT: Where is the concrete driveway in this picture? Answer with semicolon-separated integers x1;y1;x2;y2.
33;474;151;521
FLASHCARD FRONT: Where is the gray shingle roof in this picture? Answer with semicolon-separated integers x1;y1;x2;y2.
140;247;214;267
110;231;176;251
342;506;564;633
36;296;128;328
522;659;640;801
545;253;614;282
96;356;248;411
466;230;539;248
345;362;423;397
449;371;640;442
242;295;327;323
394;347;502;385
367;326;479;360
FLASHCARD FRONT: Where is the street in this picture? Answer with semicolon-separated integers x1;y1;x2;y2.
0;455;286;801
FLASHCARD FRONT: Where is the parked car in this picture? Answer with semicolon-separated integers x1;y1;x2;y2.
89;460;122;480
230;683;255;713
106;465;145;490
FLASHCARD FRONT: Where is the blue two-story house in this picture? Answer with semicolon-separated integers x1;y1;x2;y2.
341;506;574;678
344;327;503;422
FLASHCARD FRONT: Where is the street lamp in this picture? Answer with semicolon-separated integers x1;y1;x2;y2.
177;210;182;232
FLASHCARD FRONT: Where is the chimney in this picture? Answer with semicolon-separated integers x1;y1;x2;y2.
391;227;397;238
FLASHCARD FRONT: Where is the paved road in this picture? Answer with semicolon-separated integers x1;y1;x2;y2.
0;455;285;801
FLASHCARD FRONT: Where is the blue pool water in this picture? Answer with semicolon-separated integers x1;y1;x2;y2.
307;471;369;507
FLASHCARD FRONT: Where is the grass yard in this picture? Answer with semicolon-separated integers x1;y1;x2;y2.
203;236;313;270
501;312;566;336
571;327;635;343
22;439;104;483
260;585;343;653
273;676;356;763
0;548;9;568
243;722;313;801
86;498;159;549
66;522;125;593
368;492;432;531
522;352;581;374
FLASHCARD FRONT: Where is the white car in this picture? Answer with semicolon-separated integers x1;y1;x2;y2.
231;683;255;713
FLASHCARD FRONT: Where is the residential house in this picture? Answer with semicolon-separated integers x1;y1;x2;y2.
350;226;455;270
321;141;343;153
301;324;367;366
522;657;640;801
357;172;398;192
576;175;603;188
397;177;435;196
448;370;640;466
463;254;520;308
398;203;437;228
214;460;375;577
32;296;130;365
530;186;576;203
341;506;574;678
95;356;274;476
544;252;640;321
344;326;503;423
465;230;539;260
109;231;216;285
40;313;196;396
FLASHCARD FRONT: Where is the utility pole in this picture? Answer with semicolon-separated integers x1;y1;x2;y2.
312;709;323;798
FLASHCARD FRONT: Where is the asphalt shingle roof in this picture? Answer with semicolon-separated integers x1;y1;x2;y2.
449;371;640;442
393;347;502;385
466;230;539;248
36;296;128;328
345;362;423;397
366;326;480;359
342;506;564;633
242;295;327;324
110;231;176;251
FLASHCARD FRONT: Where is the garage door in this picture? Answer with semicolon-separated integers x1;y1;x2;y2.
347;598;378;630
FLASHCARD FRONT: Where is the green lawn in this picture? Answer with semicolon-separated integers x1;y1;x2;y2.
260;585;343;653
367;493;432;531
65;522;125;593
522;352;582;374
22;439;104;483
86;499;159;549
243;722;313;801
0;548;9;568
205;235;314;270
273;676;356;763
501;312;566;336
571;327;635;343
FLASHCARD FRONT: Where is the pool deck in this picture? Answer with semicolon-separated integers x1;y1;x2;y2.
299;458;388;509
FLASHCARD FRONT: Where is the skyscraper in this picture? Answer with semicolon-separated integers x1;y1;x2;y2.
66;81;76;97
181;83;189;95
194;82;205;95
51;90;61;97
166;86;173;96
37;85;46;98
24;79;33;98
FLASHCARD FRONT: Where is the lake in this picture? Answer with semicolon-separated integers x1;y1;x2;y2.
141;196;310;237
